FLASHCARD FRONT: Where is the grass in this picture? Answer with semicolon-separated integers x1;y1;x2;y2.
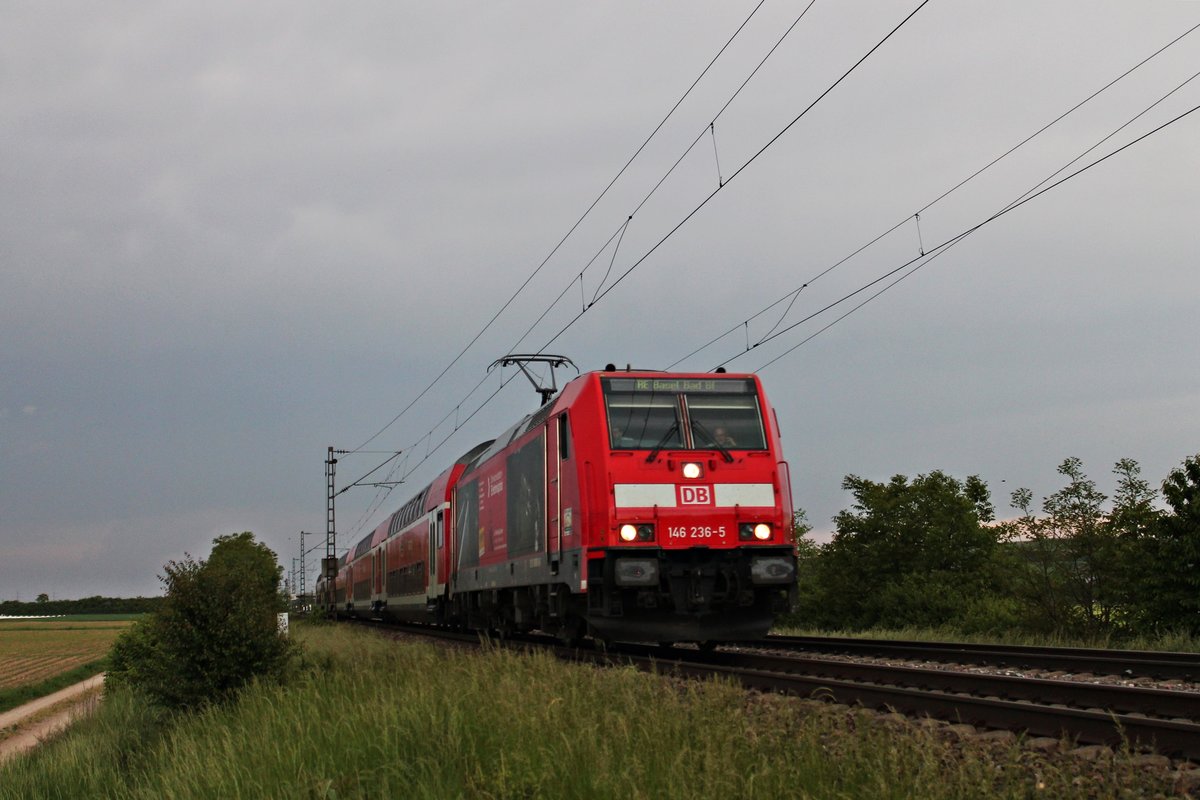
0;623;1180;799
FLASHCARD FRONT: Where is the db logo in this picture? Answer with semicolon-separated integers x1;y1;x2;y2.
677;485;713;505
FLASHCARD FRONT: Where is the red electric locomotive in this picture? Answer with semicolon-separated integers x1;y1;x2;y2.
317;366;796;645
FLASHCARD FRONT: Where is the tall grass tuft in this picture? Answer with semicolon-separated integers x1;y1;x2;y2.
0;624;1177;798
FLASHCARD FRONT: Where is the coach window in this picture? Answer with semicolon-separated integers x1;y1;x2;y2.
558;413;571;460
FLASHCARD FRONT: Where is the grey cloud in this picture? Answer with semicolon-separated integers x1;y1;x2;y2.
2;2;1198;597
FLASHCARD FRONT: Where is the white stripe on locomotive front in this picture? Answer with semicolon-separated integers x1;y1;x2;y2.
612;483;774;508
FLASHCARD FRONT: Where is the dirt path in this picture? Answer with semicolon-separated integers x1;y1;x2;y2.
0;674;105;764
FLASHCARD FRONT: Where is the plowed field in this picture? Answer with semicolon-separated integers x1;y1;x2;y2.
0;620;131;690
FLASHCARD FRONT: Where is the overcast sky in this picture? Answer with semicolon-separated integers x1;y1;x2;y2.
3;2;1198;600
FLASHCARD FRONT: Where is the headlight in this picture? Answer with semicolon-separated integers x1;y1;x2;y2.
682;462;702;479
740;522;773;541
619;524;654;542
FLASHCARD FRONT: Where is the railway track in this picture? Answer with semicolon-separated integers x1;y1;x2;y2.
351;619;1200;759
595;644;1200;759
751;634;1200;681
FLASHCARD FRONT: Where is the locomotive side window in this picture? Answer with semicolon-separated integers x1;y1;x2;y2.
558;413;570;460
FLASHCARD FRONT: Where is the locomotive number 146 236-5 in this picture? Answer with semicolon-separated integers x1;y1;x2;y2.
667;525;728;539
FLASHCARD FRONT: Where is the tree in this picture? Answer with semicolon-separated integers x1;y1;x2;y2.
35;593;49;604
1133;454;1200;633
1002;486;1070;633
1005;457;1161;637
807;471;998;630
1105;458;1161;623
1044;458;1120;634
0;596;164;616
783;509;823;627
790;508;814;546
1109;458;1158;539
108;532;295;709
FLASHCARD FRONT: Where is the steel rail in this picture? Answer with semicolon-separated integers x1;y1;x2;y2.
337;619;1200;757
700;648;1200;718
572;645;1200;759
756;635;1200;680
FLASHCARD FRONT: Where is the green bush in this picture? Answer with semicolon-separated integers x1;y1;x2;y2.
107;532;296;709
954;593;1023;636
870;572;971;629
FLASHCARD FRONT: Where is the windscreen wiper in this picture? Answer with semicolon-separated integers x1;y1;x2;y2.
645;422;680;463
690;419;734;463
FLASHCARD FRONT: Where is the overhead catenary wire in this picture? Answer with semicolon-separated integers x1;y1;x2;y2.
914;19;1200;219
335;451;404;496
339;325;552;540
340;0;927;534
337;7;1193;541
720;97;1200;372
339;370;503;540
663;19;1200;370
748;21;1200;345
335;0;817;522
341;370;526;543
343;0;771;458
739;72;1200;367
343;236;624;540
559;0;826;316
578;0;822;306
334;4;781;533
751;240;966;373
526;0;932;359
343;287;588;541
341;355;543;541
584;0;822;303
